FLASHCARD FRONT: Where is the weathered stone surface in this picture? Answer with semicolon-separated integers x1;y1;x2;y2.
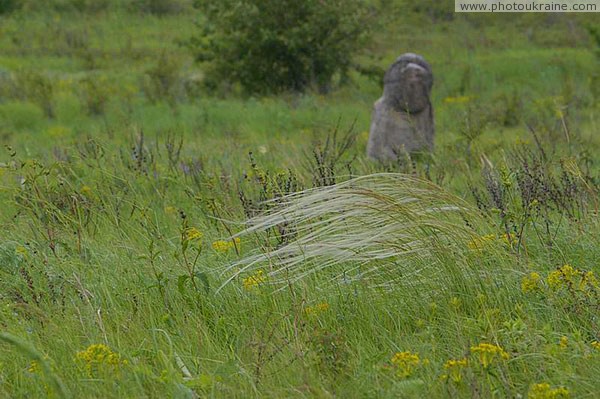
367;53;434;161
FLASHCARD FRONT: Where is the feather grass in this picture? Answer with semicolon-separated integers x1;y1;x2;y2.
218;173;498;292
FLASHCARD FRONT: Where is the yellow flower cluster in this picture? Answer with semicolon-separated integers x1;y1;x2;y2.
547;264;598;292
305;302;330;317
470;343;509;368
500;232;517;246
468;233;518;250
184;227;203;241
80;185;93;196
521;272;542;293
27;355;51;375
442;358;468;383
522;265;598;296
76;344;127;377
242;270;266;290
390;351;422;378
27;360;41;374
591;341;600;351
15;245;28;257
528;383;570;399
559;336;568;349
547;264;578;288
212;238;241;253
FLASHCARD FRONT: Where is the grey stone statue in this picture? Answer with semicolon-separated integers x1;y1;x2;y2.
367;53;434;161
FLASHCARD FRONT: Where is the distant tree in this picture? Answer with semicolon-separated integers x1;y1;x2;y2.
0;0;19;14
189;0;373;95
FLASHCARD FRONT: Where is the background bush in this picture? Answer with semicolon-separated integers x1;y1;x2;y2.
0;0;19;14
190;0;373;94
0;0;190;14
128;0;191;15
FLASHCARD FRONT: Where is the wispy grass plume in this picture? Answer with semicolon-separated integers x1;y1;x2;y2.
219;173;492;291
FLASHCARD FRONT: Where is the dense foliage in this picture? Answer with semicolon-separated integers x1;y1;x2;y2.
190;0;373;94
0;0;191;14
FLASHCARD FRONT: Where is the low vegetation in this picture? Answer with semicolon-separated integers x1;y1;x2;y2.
0;1;598;397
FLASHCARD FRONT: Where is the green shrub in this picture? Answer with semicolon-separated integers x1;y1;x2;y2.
54;92;83;124
0;0;20;14
55;0;112;13
128;0;191;15
0;101;45;130
15;0;112;13
15;71;55;119
141;51;185;107
190;0;373;94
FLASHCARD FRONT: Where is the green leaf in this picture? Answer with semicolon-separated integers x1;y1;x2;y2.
194;271;210;294
177;274;189;295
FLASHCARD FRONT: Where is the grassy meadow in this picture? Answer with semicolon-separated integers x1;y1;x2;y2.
0;2;599;398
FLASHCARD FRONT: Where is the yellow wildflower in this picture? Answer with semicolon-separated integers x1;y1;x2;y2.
528;383;570;399
242;270;266;291
467;234;496;250
212;240;231;252
547;264;597;292
81;185;93;196
559;336;568;349
500;232;517;247
390;351;422;378
184;227;203;242
591;341;600;351
580;271;598;290
521;272;542;293
27;360;41;374
15;245;28;258
442;358;468;383
547;264;578;289
212;237;241;253
305;302;330;317
470;343;509;368
315;302;329;312
76;344;127;377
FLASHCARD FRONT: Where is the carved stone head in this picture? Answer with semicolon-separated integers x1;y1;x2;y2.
383;53;433;114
